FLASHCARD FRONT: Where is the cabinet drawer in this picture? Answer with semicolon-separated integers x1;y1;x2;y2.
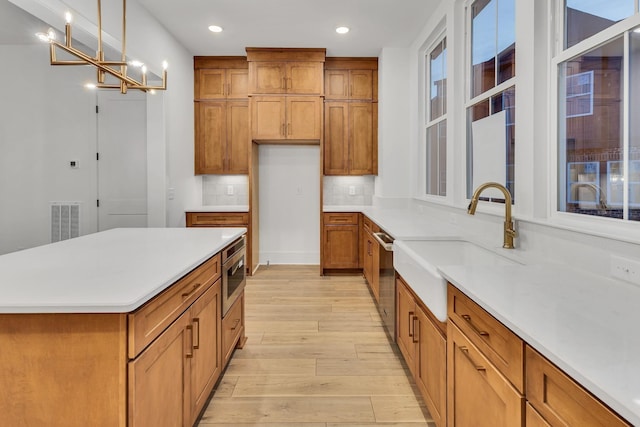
525;346;631;427
448;285;524;393
362;215;380;233
186;212;249;226
526;403;551;427
222;292;244;365
324;212;359;225
128;254;221;359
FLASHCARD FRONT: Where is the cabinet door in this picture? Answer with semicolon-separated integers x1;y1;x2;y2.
363;229;373;284
324;224;359;268
226;101;249;173
415;306;447;427
447;323;524;427
325;70;349;99
226;69;249;98
287;97;321;139
196;69;226;99
195;102;226;174
249;62;286;94
222;291;245;365
287;62;323;95
128;310;191;427
349;70;374;100
252;96;286;140
350;102;376;175
324;102;349;174
526;403;551;427
370;232;380;302
190;281;222;422
396;277;417;374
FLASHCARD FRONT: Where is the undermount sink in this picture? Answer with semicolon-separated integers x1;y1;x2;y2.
393;240;518;322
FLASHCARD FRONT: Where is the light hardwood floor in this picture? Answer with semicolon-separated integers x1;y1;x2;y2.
197;265;435;427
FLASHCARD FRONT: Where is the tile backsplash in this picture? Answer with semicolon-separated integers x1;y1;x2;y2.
202;175;249;206
323;176;374;206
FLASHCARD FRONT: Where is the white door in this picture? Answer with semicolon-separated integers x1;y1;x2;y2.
97;91;147;231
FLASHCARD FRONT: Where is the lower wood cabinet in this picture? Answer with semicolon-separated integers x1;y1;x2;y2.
396;275;447;427
222;291;246;366
525;345;631;427
186;212;254;275
362;215;379;301
322;212;360;270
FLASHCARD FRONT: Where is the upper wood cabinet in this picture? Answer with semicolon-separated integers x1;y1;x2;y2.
251;96;321;141
246;48;325;95
194;57;249;100
325;58;378;101
195;101;249;174
324;102;377;175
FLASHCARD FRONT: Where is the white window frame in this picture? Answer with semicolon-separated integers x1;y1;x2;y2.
464;0;517;206
549;1;640;241
425;34;448;198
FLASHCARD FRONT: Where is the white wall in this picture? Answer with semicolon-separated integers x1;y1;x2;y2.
258;145;320;264
0;45;97;254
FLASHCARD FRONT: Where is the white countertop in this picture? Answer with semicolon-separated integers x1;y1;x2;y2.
440;263;640;425
187;205;249;212
0;227;246;313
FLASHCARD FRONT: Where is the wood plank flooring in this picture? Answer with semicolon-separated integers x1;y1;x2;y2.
197;265;435;427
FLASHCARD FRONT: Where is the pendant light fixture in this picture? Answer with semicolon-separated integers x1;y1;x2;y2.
36;0;167;94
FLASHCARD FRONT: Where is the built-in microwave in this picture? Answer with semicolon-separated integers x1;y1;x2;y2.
222;236;246;316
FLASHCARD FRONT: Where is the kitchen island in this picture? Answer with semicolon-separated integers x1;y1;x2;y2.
0;227;246;427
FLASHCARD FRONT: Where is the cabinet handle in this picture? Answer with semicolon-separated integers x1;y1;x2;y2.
459;346;486;373
287;122;291;135
227;83;231;96
192;318;200;349
231;318;241;331
181;283;200;298
350;84;353;97
408;311;415;337
288;78;292;90
186;325;194;358
412;316;419;343
282;123;286;136
461;314;490;337
282;77;286;90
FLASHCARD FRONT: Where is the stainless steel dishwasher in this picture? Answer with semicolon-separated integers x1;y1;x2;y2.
372;231;395;342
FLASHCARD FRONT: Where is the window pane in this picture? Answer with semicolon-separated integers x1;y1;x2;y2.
566;0;634;48
426;120;447;196
497;0;515;84
559;37;623;219
630;30;640;220
430;39;447;121
472;0;497;97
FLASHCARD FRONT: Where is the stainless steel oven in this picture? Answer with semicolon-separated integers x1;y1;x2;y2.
222;236;246;316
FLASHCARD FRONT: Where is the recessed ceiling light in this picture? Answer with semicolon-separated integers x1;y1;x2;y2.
208;25;223;33
336;26;350;34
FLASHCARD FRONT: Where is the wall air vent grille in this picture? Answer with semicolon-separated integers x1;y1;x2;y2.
51;202;80;243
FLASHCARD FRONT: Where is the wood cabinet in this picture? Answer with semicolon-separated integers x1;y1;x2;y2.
525;345;631;427
396;275;447;427
324;102;377;175
186;212;254;275
362;215;380;300
222;291;246;365
251;96;321;141
322;212;360;270
195;101;249;174
0;252;228;427
249;61;323;95
324;57;378;101
194;57;250;175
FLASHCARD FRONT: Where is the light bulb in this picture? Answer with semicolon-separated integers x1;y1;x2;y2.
36;32;51;42
47;29;56;40
141;65;147;74
128;60;144;68
149;89;157;95
162;60;168;70
336;26;350;34
84;83;97;89
65;12;73;24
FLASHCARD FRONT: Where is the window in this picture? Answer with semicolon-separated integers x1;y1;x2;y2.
466;0;516;200
426;38;447;196
557;2;640;221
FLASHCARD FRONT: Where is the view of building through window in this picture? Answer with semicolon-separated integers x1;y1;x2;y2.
426;38;447;196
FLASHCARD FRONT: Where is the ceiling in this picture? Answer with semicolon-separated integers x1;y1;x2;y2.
136;0;441;57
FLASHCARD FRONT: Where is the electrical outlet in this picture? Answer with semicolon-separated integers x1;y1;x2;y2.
69;160;79;169
348;185;356;196
610;255;640;285
226;185;234;195
167;187;175;200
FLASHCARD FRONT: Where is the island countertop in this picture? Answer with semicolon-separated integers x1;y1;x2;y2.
0;227;246;314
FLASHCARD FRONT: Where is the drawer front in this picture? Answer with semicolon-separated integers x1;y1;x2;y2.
526;403;551;427
222;291;244;365
362;215;380;233
186;212;249;226
323;212;359;225
525;346;631;427
128;254;221;359
448;285;524;392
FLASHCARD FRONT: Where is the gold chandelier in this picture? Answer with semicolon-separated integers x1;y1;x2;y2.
36;0;167;94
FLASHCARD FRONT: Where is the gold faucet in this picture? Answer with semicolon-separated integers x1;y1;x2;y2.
467;182;517;249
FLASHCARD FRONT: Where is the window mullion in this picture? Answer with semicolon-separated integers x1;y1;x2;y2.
623;30;631;220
